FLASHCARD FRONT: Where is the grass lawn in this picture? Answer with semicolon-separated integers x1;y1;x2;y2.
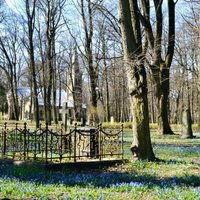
0;129;200;199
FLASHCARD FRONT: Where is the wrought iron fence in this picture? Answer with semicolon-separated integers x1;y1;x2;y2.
0;123;124;163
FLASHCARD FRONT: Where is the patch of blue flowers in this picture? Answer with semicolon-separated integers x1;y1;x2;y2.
0;162;200;199
0;163;135;187
0;162;199;189
154;144;200;152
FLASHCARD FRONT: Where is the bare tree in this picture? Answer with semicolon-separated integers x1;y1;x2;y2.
24;0;40;127
182;1;200;129
119;0;155;160
173;0;199;134
38;0;66;124
79;0;99;125
140;0;177;135
0;17;21;120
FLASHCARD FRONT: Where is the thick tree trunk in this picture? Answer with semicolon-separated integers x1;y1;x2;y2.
31;60;40;128
129;68;155;160
46;1;53;125
174;92;180;124
87;46;98;125
119;0;155;161
181;109;194;139
12;85;19;121
157;91;174;135
90;71;98;124
81;0;99;125
181;71;194;139
156;66;174;135
141;0;176;134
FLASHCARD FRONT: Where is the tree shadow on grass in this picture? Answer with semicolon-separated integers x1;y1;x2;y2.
0;158;199;188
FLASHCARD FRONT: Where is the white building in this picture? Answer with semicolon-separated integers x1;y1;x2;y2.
7;86;86;124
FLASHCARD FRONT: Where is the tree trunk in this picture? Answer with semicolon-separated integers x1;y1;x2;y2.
120;71;126;122
105;69;110;122
141;0;176;134
46;1;53;125
52;39;58;124
25;0;40;128
174;92;180;124
52;76;58;124
80;0;99;125
12;83;19;120
119;0;155;160
130;81;155;160
46;36;53;125
113;66;119;122
31;56;40;128
148;73;156;124
181;70;194;139
181;109;194;139
156;65;174;134
103;51;110;122
198;71;200;130
13;56;20;121
89;67;98;124
37;15;47;122
0;37;20;120
29;32;40;128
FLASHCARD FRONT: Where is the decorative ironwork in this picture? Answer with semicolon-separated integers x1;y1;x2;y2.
0;123;123;163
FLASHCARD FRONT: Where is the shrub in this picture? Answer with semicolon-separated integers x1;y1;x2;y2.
101;122;132;129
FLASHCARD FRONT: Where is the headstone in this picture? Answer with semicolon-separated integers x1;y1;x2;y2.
77;127;99;158
181;109;194;139
110;116;114;124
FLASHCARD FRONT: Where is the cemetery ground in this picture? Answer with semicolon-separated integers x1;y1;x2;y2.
0;122;200;199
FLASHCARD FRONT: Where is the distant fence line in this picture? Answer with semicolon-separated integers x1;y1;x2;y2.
0;122;124;164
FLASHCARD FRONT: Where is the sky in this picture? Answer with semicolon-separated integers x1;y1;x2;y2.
5;0;13;8
4;0;195;29
5;0;187;14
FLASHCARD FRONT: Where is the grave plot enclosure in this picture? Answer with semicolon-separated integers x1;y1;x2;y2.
0;123;124;163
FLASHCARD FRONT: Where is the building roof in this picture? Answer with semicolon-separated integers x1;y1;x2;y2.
7;87;86;109
17;87;74;108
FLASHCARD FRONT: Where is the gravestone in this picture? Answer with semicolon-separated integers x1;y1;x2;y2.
77;127;99;158
110;116;114;124
181;109;194;139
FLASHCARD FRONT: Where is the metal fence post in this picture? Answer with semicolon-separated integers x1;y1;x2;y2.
121;124;124;159
2;122;7;158
74;123;77;162
45;122;48;164
99;124;101;161
59;124;63;163
23;122;27;160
